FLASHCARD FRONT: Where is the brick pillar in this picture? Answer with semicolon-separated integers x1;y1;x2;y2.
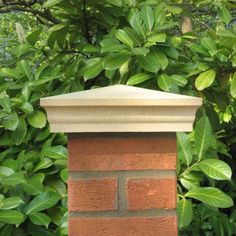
40;85;202;236
68;134;177;236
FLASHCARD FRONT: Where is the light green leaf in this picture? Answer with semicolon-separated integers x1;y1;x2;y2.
49;23;67;32
219;6;232;24
115;29;134;48
0;68;19;79
103;54;130;70
198;159;232;180
45;146;67;159
43;0;63;8
80;58;103;81
60;168;68;182
177;132;193;166
194;116;212;159
100;38;127;53
195;69;216;91
157;74;171;91
127;73;151;85
129;10;145;38
185;187;233;208
177;198;193;228
180;173;201;190
0;210;24;224
34;158;53;172
1;112;19;131
1;172;25;186
27;110;46;129
148;33;166;43
141;5;154;32
155;51;168;70
18;60;31;79
1;197;24;210
0;96;11;112
29;212;51;228
230;73;236;98
171;75;188;87
26;192;60;214
0;167;14;176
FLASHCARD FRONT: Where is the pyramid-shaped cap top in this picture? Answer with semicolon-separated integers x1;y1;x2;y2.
40;85;202;133
41;85;201;107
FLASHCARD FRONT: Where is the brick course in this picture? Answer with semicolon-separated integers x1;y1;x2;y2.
68;134;177;236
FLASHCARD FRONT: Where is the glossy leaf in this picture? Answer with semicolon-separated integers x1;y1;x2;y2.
177;198;193;228
177;132;193;166
127;73;151;85
28;110;46;129
194;116;212;159
195;69;216;91
198;159;232;180
29;212;51;228
26;192;60;214
0;210;24;224
186;187;233;208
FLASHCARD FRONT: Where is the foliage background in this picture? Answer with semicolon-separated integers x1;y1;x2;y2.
0;0;236;235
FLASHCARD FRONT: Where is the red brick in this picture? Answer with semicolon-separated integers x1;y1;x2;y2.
68;178;117;212
127;177;176;210
68;136;176;171
69;216;177;236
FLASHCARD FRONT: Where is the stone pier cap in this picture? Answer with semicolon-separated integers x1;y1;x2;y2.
40;85;202;133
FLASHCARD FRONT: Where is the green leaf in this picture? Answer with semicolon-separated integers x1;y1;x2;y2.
45;146;67;159
180;173;201;190
18;60;31;79
171;75;188;87
115;29;134;48
230;73;236;98
0;68;19;79
129;10;145;38
177;199;193;228
100;38;127;53
148;33;166;43
0;167;14;176
1;112;19;131
155;51;168;70
60;168;68;182
26;29;41;46
195;69;216;91
198;159;232;180
138;50;161;73
23;174;44;195
127;73;151;85
26;192;60;214
185;187;233;208
1;172;25;186
200;37;217;54
141;5;154;32
0;210;24;224
49;23;67;32
43;0;63;8
28;110;46;129
20;102;34;114
0;96;11;112
34;158;53;172
103;54;130;70
194;116;212;159
177;132;193;166
12;117;27;145
29;212;51;228
219;6;232;24
80;58;103;81
157;74;171;91
1;197;24;210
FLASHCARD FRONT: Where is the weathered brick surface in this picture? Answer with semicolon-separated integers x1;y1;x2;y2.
127;177;176;210
68;178;117;212
68;135;176;171
69;216;178;236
